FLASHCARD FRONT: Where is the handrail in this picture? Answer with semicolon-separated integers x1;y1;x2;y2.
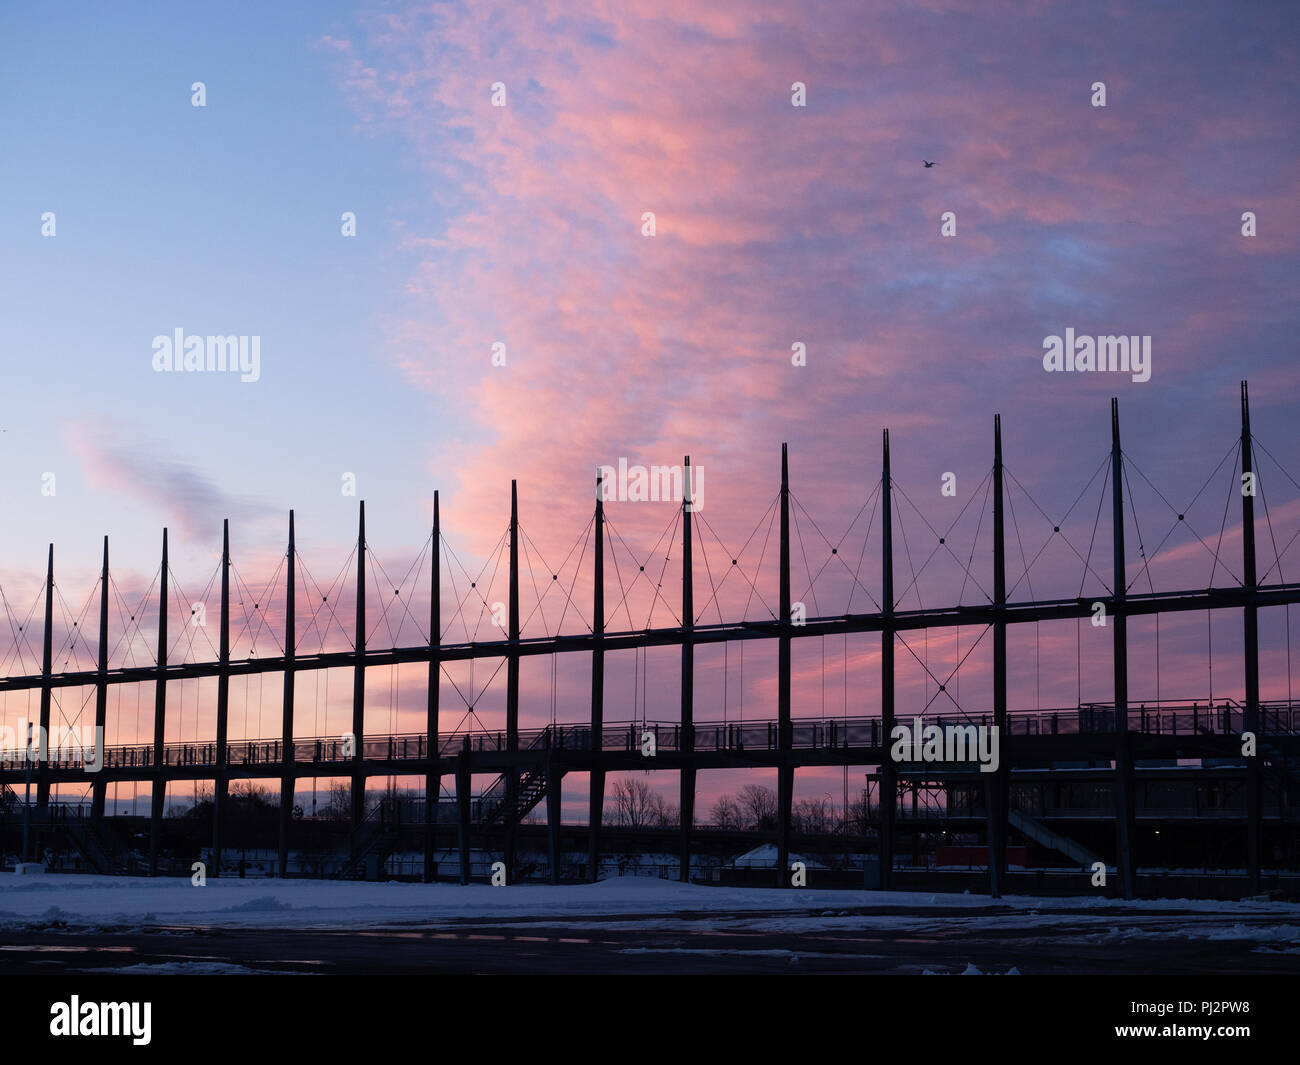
10;700;1298;772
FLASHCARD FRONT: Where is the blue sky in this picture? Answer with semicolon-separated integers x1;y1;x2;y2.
0;1;457;579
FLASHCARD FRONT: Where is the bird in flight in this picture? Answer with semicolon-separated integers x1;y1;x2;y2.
923;160;938;168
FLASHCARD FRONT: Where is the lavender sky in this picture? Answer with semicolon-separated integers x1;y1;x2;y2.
1;0;1297;815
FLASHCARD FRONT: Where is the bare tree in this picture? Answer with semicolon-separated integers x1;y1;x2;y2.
610;778;676;828
845;791;871;834
320;782;352;821
737;784;778;830
793;796;832;834
711;794;744;829
231;780;274;803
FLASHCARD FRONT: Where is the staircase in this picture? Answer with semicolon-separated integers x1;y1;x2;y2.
332;731;553;877
480;766;548;827
64;818;129;875
333;800;401;880
1259;736;1300;818
476;728;551;828
1008;809;1104;870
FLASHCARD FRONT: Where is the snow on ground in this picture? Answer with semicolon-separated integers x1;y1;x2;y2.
0;872;1297;936
89;962;269;975
730;844;827;868
617;947;884;962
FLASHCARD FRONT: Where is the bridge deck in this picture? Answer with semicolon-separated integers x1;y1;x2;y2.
5;698;1297;780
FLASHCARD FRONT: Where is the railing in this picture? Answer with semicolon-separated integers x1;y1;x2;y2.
0;801;94;825
9;698;1298;772
477;728;553;814
873;802;1295;820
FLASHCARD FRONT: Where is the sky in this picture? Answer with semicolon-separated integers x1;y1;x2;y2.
0;0;1297;816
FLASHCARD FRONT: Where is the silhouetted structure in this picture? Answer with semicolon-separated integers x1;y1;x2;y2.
2;385;1298;899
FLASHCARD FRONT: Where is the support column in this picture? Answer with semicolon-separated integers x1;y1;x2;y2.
879;431;896;891
212;520;230;877
546;764;562;884
149;529;168;875
36;546;53;812
777;444;794;887
351;502;366;832
91;537;109;822
587;472;606;883
278;512;296;877
457;736;471;884
1111;400;1137;899
424;492;441;883
505;481;520;883
1241;381;1262;893
990;416;1007;898
679;457;696;884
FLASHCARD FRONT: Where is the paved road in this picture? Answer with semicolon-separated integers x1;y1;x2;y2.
3;906;1297;974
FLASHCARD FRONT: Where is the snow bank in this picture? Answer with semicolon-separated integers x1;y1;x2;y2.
1;872;1297;933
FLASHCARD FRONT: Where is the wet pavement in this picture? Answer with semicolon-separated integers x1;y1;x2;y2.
3;906;1298;974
